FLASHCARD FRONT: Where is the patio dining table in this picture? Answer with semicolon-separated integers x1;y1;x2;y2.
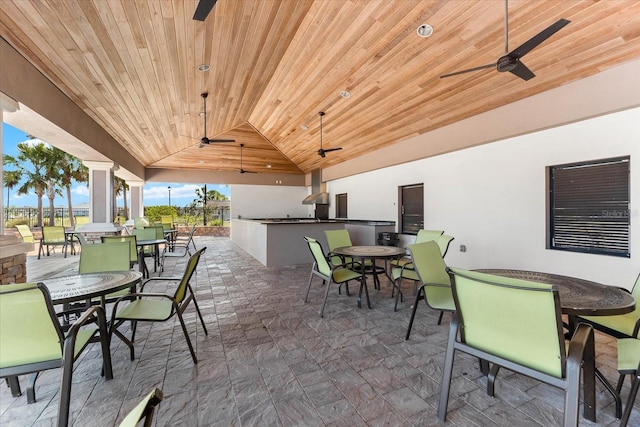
332;245;406;309
136;238;167;277
475;269;635;422
43;270;143;307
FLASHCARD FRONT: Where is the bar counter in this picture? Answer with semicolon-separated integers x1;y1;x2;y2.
230;218;395;267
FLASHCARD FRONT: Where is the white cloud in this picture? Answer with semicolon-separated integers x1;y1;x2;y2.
19;138;51;148
72;185;90;197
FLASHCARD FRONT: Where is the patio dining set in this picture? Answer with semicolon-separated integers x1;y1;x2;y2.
302;228;640;426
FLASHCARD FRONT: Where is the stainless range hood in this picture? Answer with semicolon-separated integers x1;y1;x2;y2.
302;169;329;205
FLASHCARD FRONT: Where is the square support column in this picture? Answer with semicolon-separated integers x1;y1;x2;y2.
83;160;115;223
127;180;145;219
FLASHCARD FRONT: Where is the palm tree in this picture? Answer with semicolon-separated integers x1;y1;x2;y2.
15;141;50;227
45;147;65;225
3;154;22;208
57;149;88;227
113;177;129;221
193;185;228;225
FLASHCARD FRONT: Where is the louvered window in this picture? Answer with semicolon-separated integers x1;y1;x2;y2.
548;156;630;257
400;184;424;235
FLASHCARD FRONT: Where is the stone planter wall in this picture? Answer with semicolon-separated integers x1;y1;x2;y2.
177;226;229;237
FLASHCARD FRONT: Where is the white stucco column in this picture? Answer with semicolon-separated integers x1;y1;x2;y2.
83;160;115;223
127;180;145;219
1;92;21;235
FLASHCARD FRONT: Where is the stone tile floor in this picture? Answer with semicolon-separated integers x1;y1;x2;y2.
1;236;637;426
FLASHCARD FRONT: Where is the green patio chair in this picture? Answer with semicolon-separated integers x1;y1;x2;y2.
390;229;445;269
118;387;163;427
0;282;113;427
38;225;71;259
101;235;138;269
133;216;150;229
133;227;160;276
438;269;594;427
617;338;640;427
436;234;455;257
325;229;381;289
160;215;173;227
396;241;454;336
109;248;208;363
172;224;198;253
304;236;364;317
79;241;133;304
579;274;640;339
15;224;35;243
144;225;167;270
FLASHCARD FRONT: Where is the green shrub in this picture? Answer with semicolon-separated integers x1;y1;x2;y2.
143;206;177;223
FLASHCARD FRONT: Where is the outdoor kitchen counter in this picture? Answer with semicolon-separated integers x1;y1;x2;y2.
230;219;395;267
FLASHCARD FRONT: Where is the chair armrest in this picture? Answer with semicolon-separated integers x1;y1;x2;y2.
68;305;105;330
567;323;594;369
64;306;108;356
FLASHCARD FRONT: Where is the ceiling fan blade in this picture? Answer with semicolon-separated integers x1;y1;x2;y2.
440;63;495;79
209;138;236;143
507;18;570;59
322;147;342;153
240;169;257;174
193;0;217;21
509;60;535;81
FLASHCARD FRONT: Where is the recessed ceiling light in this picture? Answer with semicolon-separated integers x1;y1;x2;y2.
266;164;272;168
300;124;309;131
198;64;210;72
339;90;351;98
417;24;434;38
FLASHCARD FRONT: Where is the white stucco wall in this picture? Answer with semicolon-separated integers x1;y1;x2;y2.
230;185;312;219
326;108;640;288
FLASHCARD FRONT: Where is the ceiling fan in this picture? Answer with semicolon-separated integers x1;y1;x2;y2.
316;111;342;158
440;0;570;81
193;0;217;21
238;144;256;174
198;92;235;148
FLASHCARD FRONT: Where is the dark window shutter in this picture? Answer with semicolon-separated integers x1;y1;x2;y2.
550;157;630;257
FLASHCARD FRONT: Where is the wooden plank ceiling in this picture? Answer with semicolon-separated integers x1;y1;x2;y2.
1;0;640;177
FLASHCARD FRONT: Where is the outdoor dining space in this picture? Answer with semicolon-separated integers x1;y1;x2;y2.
1;235;637;426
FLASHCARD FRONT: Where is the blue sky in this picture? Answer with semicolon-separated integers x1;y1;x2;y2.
2;122;230;208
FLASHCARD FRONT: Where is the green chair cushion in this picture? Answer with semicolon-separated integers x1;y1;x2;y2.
617;338;640;371
581;312;639;338
333;267;363;283
116;299;173;321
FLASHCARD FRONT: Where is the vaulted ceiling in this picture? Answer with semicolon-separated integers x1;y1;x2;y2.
1;0;640;179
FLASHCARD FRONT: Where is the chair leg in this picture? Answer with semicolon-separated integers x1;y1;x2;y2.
38;241;44;259
176;310;198;363
487;364;500;396
621;366;639;427
190;293;209;336
304;266;316;303
437;311;445;325
319;278;333;317
27;372;39;404
405;287;425;340
7;376;21;397
437;316;460;421
617;373;626;394
393;278;403;312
